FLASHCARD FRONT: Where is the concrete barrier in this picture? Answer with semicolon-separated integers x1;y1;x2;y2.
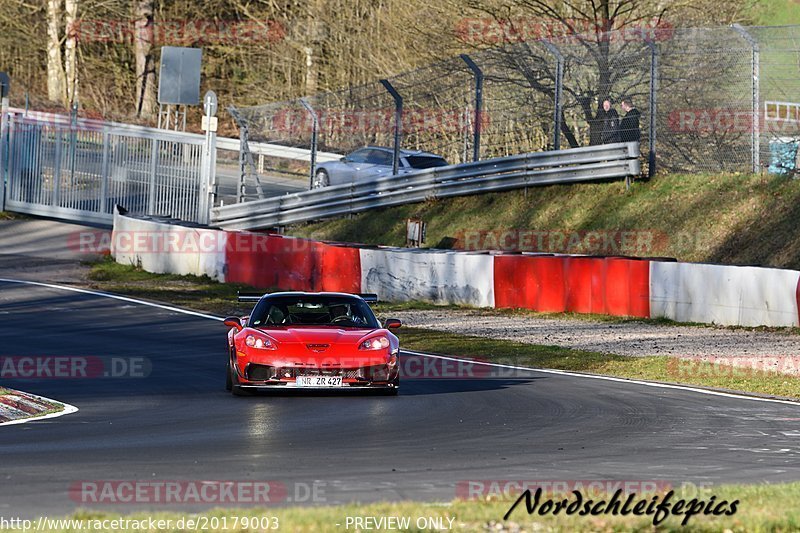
650;261;800;327
111;209;227;281
360;248;495;307
494;254;650;318
223;233;362;292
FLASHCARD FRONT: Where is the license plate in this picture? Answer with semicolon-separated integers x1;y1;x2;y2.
296;375;343;387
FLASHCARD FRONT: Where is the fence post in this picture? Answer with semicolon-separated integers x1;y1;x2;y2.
198;90;218;225
147;140;158;216
300;98;319;188
647;40;659;179
380;79;403;175
540;41;564;151
0;77;9;212
460;54;483;162
228;105;265;202
99;130;110;213
732;24;760;174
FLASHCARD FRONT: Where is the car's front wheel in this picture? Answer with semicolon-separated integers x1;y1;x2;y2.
380;378;400;396
312;169;329;189
229;361;251;396
225;360;233;391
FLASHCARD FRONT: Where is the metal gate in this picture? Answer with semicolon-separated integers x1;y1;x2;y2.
0;109;214;225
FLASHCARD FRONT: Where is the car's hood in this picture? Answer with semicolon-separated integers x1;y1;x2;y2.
254;327;376;345
238;327;393;367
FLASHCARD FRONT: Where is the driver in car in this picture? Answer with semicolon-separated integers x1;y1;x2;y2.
329;304;349;323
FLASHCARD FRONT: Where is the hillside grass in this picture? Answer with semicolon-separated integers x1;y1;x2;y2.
756;0;800;25
290;172;800;270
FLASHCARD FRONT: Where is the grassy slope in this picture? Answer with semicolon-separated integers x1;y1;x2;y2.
756;0;800;25
290;173;800;270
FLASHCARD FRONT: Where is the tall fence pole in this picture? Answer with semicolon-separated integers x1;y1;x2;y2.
460;54;483;162
0;75;9;212
540;41;564;151
733;24;760;174
198;90;218;225
380;79;403;176
647;41;659;179
300;98;319;188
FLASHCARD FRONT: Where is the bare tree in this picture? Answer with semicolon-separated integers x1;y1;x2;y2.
46;0;66;103
134;0;157;118
64;0;79;106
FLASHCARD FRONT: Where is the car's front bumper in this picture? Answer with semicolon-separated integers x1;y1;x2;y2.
234;361;399;390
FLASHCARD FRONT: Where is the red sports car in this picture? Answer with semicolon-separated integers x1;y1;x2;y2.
225;292;401;395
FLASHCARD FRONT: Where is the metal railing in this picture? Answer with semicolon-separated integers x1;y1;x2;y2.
212;142;640;230
0;107;342;225
2;111;210;225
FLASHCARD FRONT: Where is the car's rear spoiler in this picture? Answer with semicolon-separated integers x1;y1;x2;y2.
237;292;378;303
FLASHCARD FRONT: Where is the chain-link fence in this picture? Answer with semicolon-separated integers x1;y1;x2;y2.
234;24;800;186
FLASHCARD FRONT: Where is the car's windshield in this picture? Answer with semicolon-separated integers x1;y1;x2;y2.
249;296;379;329
404;155;449;169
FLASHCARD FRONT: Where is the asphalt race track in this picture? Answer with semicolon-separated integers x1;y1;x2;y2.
1;279;800;519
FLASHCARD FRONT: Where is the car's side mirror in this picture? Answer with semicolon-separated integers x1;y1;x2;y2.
340;156;349;163
224;317;243;331
384;318;402;329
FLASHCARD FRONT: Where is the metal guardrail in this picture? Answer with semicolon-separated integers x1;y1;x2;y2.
212;142;641;230
215;137;340;163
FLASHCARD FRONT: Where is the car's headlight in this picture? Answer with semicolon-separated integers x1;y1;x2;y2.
245;334;276;350
360;336;390;351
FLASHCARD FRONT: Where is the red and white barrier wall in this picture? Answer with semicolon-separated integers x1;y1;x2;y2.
111;212;800;327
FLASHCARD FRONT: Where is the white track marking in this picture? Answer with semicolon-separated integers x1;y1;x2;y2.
2;278;799;408
0;278;223;321
402;349;800;407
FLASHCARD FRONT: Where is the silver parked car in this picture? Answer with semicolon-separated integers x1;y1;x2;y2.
312;146;449;188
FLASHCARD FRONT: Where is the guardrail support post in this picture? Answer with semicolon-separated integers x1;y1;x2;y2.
647;41;659;179
540;41;564;151
733;24;760;174
380;79;403;176
460;54;483;162
300;98;319;189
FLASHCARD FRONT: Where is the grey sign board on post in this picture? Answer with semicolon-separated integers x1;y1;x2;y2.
0;72;9;98
158;47;202;105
